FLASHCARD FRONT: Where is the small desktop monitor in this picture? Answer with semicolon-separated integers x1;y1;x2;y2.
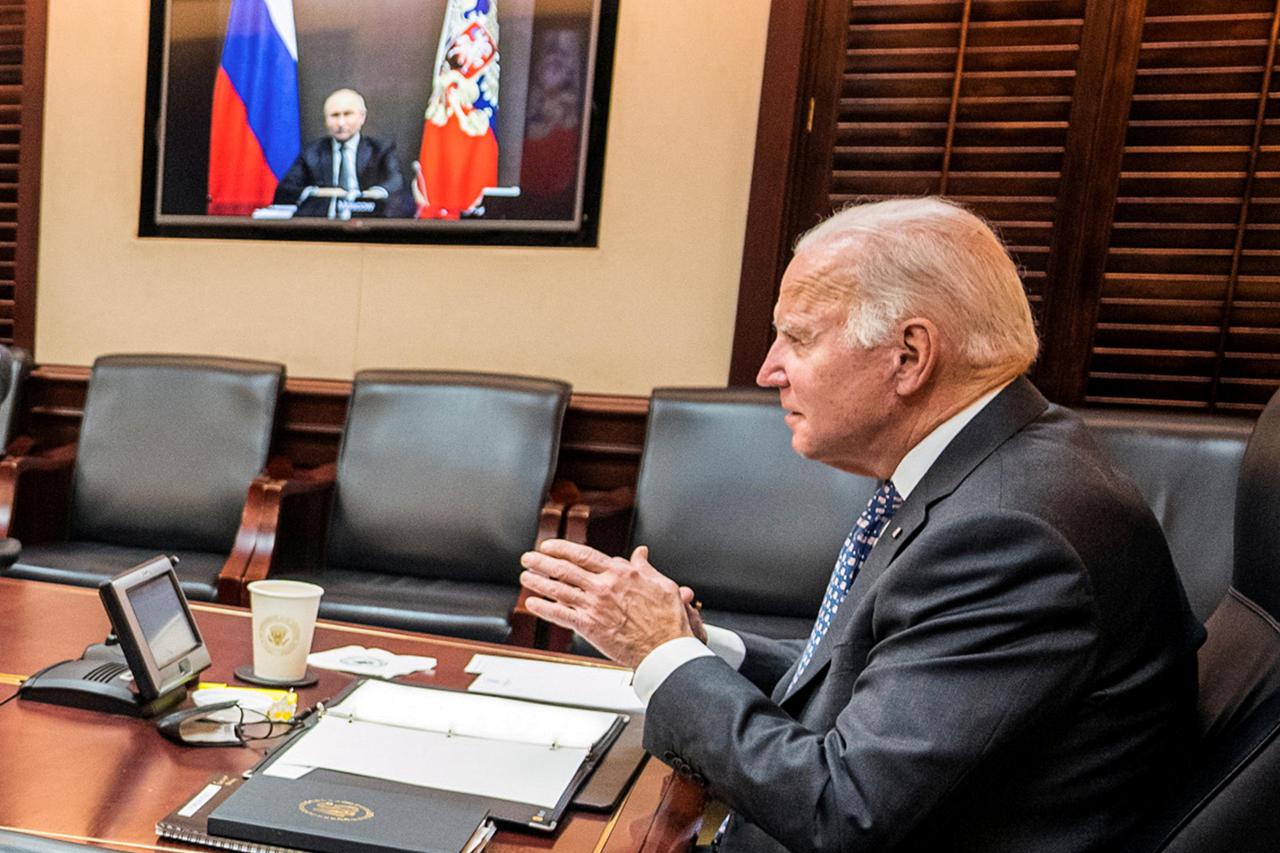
100;555;212;702
18;555;211;716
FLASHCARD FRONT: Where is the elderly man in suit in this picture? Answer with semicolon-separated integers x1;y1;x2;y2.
520;197;1204;852
273;88;411;218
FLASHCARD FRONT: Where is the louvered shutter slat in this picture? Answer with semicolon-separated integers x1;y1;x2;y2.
839;0;1087;321
1086;0;1280;411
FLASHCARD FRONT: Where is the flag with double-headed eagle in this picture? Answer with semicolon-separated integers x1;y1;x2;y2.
413;0;500;219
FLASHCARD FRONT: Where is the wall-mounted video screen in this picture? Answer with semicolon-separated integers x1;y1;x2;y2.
140;0;617;246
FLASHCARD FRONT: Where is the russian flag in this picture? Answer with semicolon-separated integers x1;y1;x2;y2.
414;0;500;220
207;0;300;216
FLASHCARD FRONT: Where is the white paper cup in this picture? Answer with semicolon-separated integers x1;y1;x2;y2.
247;579;324;682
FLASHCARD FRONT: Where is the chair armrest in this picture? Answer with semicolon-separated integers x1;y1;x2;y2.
217;463;338;605
3;435;36;457
509;499;568;649
216;472;273;604
627;773;706;853
563;486;635;552
0;442;77;542
535;498;565;548
510;487;635;652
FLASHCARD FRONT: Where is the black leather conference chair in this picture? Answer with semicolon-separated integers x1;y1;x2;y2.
0;345;31;450
0;345;27;570
1081;409;1252;622
0;355;285;602
1127;388;1280;851
243;370;571;643
560;387;876;652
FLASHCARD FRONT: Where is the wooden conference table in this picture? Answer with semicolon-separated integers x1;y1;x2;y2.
0;577;703;852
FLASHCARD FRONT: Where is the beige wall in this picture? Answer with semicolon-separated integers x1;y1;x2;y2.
35;0;770;395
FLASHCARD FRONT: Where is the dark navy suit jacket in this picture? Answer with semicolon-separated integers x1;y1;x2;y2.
273;134;412;218
645;378;1204;852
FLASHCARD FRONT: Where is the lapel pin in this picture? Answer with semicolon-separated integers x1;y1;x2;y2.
891;527;902;539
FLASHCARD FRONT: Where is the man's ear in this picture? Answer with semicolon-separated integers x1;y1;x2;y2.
893;318;939;396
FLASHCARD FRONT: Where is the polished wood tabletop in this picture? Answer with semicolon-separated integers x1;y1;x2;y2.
0;577;703;852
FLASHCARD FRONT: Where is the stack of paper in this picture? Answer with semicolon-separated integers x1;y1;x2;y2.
464;654;645;713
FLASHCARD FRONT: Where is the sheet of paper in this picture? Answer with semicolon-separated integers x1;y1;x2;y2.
307;645;437;678
465;653;645;713
263;715;589;809
327;678;619;749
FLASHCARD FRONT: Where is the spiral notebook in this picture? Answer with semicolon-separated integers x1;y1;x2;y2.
155;775;305;853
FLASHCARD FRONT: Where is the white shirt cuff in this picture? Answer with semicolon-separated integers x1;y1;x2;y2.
633;637;714;703
704;624;747;670
631;625;746;703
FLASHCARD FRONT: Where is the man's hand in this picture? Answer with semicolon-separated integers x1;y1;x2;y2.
520;540;697;668
680;585;708;644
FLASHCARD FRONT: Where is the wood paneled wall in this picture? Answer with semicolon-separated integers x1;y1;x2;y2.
732;0;1280;415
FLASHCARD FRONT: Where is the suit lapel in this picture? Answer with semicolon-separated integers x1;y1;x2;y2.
356;137;372;184
777;498;925;703
775;377;1050;705
315;142;334;186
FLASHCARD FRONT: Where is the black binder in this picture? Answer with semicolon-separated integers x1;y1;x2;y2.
215;678;625;835
209;768;491;853
572;710;646;811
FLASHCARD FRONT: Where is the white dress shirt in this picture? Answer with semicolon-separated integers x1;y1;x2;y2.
631;381;1010;702
329;134;360;219
332;133;360;190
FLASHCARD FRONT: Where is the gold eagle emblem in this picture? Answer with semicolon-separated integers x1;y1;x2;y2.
298;799;375;822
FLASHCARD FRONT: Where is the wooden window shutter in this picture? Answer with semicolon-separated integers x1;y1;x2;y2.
1086;0;1280;412
2;0;43;353
836;0;1088;328
0;2;22;346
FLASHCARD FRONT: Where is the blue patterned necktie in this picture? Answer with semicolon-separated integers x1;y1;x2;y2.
787;479;904;693
712;482;905;848
711;479;911;845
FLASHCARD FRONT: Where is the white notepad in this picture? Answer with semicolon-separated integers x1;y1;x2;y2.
464;653;646;713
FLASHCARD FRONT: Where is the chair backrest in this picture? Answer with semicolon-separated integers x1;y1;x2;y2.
629;388;877;619
0;346;30;448
1194;389;1280;737
68;355;284;552
1080;409;1251;622
1132;390;1280;852
324;370;570;583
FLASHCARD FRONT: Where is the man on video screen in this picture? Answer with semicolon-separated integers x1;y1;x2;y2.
273;88;413;218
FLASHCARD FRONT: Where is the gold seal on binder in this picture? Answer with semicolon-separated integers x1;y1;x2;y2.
298;799;375;822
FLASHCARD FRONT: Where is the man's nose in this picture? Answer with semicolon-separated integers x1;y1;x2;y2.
756;342;785;388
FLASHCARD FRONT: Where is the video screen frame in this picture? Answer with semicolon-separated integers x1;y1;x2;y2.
139;0;618;247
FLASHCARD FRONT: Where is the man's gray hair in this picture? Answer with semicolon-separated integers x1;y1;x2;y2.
796;197;1039;375
325;88;367;113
